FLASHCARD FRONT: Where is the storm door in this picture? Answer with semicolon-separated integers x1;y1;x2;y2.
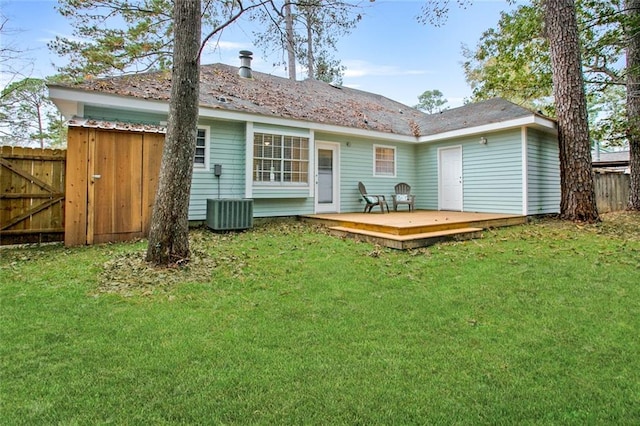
315;142;339;213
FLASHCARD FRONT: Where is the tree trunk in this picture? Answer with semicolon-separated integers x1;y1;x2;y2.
36;103;44;149
284;2;297;80
146;0;201;266
305;8;314;79
544;0;599;222
627;0;640;210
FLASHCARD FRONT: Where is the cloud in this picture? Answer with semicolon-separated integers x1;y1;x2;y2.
342;60;430;78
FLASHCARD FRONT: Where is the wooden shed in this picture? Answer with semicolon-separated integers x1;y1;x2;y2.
65;121;165;246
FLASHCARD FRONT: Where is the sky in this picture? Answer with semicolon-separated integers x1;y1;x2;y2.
0;0;519;108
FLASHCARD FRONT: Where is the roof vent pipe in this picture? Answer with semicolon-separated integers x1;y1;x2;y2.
238;50;253;79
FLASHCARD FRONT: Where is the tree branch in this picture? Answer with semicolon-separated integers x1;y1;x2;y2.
199;0;277;60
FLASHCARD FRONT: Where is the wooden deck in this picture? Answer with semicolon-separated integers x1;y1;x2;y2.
300;210;527;249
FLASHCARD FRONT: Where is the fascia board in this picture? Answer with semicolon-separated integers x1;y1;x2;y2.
418;115;558;143
48;86;170;115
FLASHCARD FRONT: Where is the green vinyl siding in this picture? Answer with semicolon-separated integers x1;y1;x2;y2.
253;198;315;217
527;128;561;214
315;132;418;213
188;119;246;220
415;143;439;210
83;106;166;125
463;130;523;214
252;187;309;199
186;120;315;219
416;130;524;214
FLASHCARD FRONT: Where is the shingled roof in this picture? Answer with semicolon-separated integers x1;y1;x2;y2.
53;63;543;138
417;97;549;136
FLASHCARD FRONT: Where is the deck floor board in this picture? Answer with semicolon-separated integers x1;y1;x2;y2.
301;210;526;249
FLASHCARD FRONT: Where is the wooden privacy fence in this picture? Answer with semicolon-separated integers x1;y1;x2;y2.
594;172;630;213
1;146;66;245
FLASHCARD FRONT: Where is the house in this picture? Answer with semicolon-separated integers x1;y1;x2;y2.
48;52;560;246
592;150;630;174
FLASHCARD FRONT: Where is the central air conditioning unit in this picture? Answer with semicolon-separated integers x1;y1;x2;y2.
206;199;254;231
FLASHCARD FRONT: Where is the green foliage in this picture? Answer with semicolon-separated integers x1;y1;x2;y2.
1;216;639;423
462;0;628;146
314;52;346;84
0;78;66;148
462;5;553;114
414;89;448;113
251;0;363;81
49;0;249;80
50;1;363;83
587;84;627;145
50;0;173;79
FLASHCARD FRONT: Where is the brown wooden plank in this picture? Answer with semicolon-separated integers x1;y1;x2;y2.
0;158;58;194
5;146;66;159
1;196;64;230
594;173;630;213
2;147;66;241
0;153;66;161
0;147;11;229
93;230;144;245
92;130;114;237
30;157;46;231
1;228;65;235
1;193;64;199
92;130;144;242
114;132;142;234
51;148;65;231
302;211;526;244
65;128;89;246
1;153;29;231
9;155;24;230
86;129;98;245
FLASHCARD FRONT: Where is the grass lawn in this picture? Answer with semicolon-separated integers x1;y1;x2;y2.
1;213;639;424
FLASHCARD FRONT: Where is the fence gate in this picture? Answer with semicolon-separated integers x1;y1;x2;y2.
0;146;66;245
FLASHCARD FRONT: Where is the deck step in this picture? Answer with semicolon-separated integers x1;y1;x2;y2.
328;226;483;249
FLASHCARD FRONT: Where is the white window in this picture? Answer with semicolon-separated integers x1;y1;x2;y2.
374;145;396;177
253;133;309;184
193;126;209;171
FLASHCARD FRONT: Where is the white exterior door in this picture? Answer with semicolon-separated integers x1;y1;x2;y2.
439;146;463;211
315;142;339;213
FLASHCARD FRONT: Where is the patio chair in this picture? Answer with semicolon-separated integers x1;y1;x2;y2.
358;182;389;213
392;182;416;212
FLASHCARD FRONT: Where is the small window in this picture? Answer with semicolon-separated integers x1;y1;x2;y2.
194;126;209;170
253;132;309;184
374;145;396;177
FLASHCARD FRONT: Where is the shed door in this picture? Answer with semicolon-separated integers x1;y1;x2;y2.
91;131;143;243
439;146;463;211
